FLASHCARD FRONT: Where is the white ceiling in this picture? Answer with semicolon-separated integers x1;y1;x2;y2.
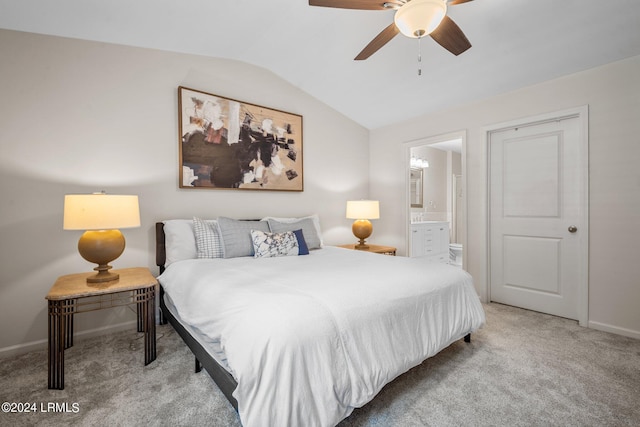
1;0;640;129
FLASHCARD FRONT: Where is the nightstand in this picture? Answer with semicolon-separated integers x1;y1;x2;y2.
46;267;158;390
337;243;397;256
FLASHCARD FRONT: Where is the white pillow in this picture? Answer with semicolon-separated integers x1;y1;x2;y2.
162;219;196;267
261;214;323;248
162;218;219;266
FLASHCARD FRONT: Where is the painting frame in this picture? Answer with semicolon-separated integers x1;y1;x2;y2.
178;86;303;191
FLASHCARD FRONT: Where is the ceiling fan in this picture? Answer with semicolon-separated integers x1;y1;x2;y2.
309;0;473;61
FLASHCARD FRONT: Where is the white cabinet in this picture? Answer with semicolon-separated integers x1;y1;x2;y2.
410;221;449;263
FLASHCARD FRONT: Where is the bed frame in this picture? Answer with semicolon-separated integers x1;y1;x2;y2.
156;222;239;410
155;221;471;413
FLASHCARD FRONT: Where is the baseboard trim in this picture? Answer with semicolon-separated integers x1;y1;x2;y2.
0;320;138;359
588;320;640;339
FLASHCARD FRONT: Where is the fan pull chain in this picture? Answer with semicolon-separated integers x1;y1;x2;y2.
417;36;422;76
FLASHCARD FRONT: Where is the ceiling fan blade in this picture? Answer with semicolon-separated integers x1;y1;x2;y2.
429;15;471;56
309;0;388;10
355;23;400;60
448;0;474;5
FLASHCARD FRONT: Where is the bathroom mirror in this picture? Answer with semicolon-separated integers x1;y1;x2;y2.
410;168;423;208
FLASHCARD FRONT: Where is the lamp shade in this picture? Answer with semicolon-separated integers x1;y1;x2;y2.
346;200;380;220
64;194;140;230
394;0;447;38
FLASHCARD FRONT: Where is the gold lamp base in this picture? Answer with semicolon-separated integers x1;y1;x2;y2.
352;219;373;250
77;229;125;283
87;267;120;284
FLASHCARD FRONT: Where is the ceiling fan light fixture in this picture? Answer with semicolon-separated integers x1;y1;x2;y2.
394;0;447;38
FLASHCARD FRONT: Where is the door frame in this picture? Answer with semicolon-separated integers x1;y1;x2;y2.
403;130;467;265
485;106;589;326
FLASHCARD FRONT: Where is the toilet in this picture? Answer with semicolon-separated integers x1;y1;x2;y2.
449;243;463;267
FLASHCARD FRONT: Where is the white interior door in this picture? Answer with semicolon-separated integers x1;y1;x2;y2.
489;114;587;321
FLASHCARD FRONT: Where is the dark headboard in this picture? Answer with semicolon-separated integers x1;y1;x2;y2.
155;222;166;274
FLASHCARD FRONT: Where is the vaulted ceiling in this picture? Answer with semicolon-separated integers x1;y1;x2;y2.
2;0;640;129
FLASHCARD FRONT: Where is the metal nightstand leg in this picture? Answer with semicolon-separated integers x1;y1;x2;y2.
136;285;157;365
48;299;74;390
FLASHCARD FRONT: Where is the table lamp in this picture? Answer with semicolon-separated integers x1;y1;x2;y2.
346;200;380;250
64;192;140;283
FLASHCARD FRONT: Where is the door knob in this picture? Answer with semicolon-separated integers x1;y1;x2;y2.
568;226;577;233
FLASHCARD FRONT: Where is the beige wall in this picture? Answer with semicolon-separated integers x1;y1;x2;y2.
0;30;369;353
370;55;640;338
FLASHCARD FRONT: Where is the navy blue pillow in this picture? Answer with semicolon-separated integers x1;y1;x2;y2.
293;229;309;255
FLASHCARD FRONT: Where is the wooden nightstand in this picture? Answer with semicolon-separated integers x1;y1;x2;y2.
337;243;397;256
46;267;158;390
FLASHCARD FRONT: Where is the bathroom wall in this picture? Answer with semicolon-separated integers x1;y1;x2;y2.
410;146;447;222
448;151;463;243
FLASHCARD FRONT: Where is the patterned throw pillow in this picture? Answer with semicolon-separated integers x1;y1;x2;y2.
193;217;223;259
251;229;308;258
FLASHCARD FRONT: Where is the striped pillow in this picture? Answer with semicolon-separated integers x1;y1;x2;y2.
216;217;270;258
193;217;223;259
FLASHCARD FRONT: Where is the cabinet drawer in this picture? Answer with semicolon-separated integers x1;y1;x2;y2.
429;254;449;264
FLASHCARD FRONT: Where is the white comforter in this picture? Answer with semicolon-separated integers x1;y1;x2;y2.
159;247;485;427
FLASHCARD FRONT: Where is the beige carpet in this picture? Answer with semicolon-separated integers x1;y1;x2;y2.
1;303;639;426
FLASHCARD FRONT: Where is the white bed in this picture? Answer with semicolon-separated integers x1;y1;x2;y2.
158;232;485;427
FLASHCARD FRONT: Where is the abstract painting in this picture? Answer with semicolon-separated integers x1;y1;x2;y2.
178;86;303;191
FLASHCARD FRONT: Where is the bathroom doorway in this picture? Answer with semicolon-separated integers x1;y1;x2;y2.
405;131;466;267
